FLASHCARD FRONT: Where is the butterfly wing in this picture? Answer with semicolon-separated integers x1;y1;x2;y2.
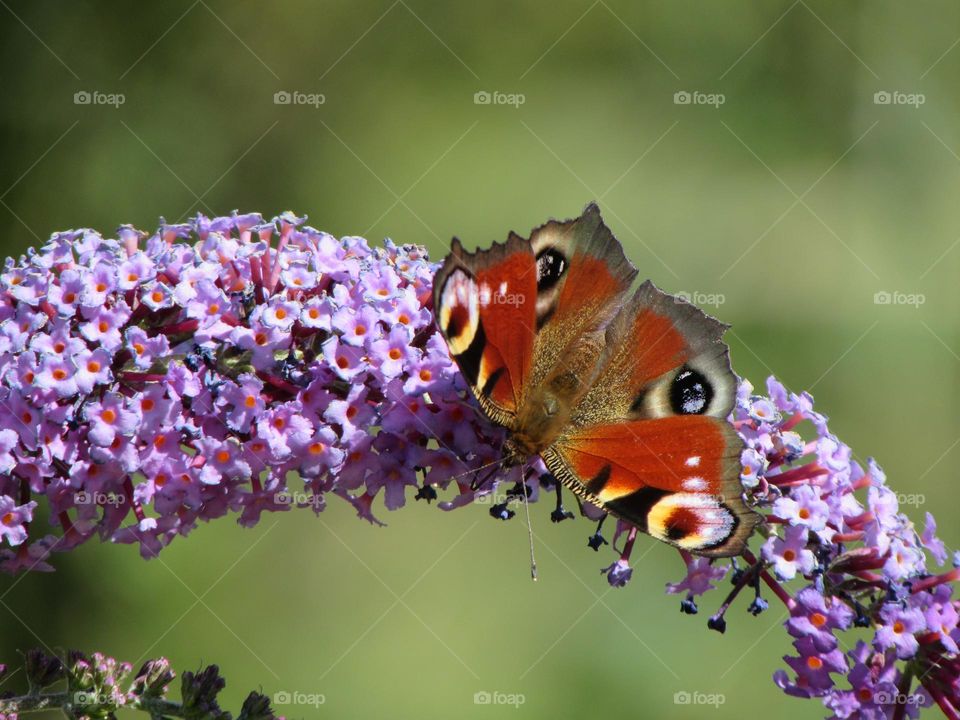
523;203;637;395
433;233;537;428
434;203;636;430
542;281;759;557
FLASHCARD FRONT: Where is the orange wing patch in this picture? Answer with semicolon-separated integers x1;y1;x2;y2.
543;416;758;557
434;235;537;426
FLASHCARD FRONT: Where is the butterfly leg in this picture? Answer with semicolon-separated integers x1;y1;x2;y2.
549;476;575;523
587;514;609;551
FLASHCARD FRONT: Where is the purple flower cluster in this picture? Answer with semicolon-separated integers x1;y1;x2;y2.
3;212;958;718
660;377;960;719
0;647;276;719
0;212;501;571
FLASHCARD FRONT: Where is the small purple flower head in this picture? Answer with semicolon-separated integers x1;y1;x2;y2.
369;326;417;378
772;484;832;539
74;347;114;393
124;327;168;371
117;252;156;290
331;304;381;347
0;497;37;546
665;556;729;598
602;558;633;588
777;637;848;698
79;303;130;351
762;525;816;581
786;586;853;652
84;393;139;447
921;512;949;566
874;604;926;659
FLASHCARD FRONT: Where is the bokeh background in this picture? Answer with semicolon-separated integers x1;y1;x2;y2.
1;1;959;718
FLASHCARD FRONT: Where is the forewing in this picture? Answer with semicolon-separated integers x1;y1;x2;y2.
433;233;537;428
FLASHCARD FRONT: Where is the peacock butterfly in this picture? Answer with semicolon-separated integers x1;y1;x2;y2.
433;203;759;557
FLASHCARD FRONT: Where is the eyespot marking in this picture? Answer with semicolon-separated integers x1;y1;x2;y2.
670;366;713;415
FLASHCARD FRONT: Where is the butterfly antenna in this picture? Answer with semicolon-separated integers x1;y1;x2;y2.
520;475;538;582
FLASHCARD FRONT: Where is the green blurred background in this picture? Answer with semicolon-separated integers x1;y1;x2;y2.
1;1;959;717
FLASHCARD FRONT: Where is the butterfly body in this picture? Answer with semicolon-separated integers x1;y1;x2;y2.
434;204;759;557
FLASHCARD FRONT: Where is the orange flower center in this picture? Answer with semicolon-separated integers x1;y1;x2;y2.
798;508;810;520
151;291;163;303
782;549;796;562
244;395;257;408
308;442;325;455
254;332;268;346
806;657;823;670
216;450;230;463
336;357;348;369
275;308;287;320
133;343;144;356
811;613;827;628
155;474;168;488
87;361;101;372
1;512;14;526
346;406;358;420
95;282;107;292
127;273;138;282
208;303;220;315
388;349;402;361
64;292;76;303
98;321;109;333
398;314;410;325
354;325;366;336
308;308;319;319
101;408;116;424
52;368;67;380
419;369;432;381
141;398;155;411
893;621;905;634
54;342;65;353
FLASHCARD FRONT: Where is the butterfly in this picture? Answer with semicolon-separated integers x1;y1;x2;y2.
433;203;759;557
